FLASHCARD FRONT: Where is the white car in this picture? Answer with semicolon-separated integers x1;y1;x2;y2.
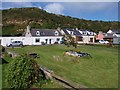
99;40;109;44
6;41;23;47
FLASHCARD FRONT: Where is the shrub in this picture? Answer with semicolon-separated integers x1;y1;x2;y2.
0;45;5;53
6;54;45;89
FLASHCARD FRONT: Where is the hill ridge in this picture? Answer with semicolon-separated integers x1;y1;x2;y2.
1;7;119;36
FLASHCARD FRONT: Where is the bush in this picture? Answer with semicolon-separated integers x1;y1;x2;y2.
0;45;5;53
6;54;45;89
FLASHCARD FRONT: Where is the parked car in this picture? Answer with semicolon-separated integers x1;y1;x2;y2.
6;41;23;47
99;40;109;44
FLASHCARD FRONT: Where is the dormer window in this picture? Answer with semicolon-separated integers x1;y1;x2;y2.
70;31;73;35
83;32;86;35
54;31;59;36
36;31;40;36
90;32;93;35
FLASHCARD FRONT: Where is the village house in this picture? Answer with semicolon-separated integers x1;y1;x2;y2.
96;30;120;44
105;30;120;44
0;25;63;46
60;28;96;44
96;31;105;41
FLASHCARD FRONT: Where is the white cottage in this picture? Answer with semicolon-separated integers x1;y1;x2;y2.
24;25;63;45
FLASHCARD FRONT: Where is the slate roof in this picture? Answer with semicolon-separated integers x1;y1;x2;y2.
30;29;62;37
78;30;95;36
62;29;95;36
64;28;74;31
62;29;69;35
111;30;120;34
73;30;82;36
104;33;117;38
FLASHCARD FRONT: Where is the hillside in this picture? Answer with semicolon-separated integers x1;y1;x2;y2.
1;7;119;36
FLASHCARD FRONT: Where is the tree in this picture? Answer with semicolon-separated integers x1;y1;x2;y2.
6;54;45;89
62;35;77;48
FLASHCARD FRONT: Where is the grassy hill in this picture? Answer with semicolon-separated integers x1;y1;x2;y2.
1;7;119;36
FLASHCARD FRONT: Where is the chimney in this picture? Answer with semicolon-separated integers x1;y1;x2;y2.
99;31;103;34
57;27;61;31
27;25;30;31
76;28;78;30
25;25;32;37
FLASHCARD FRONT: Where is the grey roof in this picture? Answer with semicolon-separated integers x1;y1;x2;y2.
30;29;62;37
111;30;120;34
79;30;90;32
104;33;117;38
62;29;69;35
63;28;74;31
73;30;82;36
62;28;95;36
78;30;95;36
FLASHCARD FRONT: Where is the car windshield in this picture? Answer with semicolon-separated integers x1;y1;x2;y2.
12;41;21;43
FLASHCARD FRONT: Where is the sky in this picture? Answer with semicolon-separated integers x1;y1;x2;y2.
1;1;119;21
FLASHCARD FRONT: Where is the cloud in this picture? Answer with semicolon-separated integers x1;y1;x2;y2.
1;2;118;21
61;2;117;13
44;3;64;15
59;2;118;20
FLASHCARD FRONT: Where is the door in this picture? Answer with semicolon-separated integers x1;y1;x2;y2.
45;39;48;44
90;38;93;42
49;39;52;44
0;39;1;45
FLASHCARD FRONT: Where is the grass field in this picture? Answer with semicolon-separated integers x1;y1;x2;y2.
0;65;2;89
2;44;118;88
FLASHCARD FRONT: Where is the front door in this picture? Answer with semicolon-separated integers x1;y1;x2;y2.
45;39;48;44
49;39;52;44
0;39;1;45
90;38;93;42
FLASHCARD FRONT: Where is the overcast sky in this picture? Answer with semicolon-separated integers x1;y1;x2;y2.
1;1;119;21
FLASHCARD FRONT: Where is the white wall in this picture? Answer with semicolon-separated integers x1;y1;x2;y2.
0;36;62;46
113;38;120;44
33;36;62;45
82;36;95;44
0;37;25;46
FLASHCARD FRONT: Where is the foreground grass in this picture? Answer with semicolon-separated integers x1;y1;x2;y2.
3;44;118;88
0;65;2;89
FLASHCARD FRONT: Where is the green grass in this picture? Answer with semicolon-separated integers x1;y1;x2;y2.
2;44;118;88
0;65;2;89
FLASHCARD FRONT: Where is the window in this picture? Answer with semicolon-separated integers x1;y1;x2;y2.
78;37;83;41
57;38;60;41
35;38;40;43
83;32;86;35
45;39;48;44
70;31;73;35
90;32;93;35
54;31;59;36
36;31;40;36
